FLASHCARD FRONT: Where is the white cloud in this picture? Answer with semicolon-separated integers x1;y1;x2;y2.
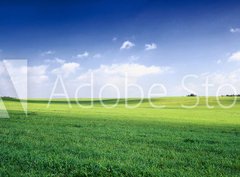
0;60;28;98
52;62;80;77
27;65;49;98
78;63;170;83
201;70;240;94
120;41;135;50
0;61;49;98
100;63;164;77
55;58;66;64
77;63;171;97
93;53;102;58
28;65;49;84
1;61;48;84
230;28;240;33
145;43;157;50
45;58;66;64
41;50;55;56
228;51;240;62
3;60;28;77
77;51;89;58
176;69;240;96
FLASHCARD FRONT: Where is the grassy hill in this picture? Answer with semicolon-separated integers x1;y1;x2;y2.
0;97;239;176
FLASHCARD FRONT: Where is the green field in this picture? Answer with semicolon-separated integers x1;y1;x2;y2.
0;97;240;176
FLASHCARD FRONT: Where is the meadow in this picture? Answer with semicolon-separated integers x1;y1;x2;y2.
0;97;239;176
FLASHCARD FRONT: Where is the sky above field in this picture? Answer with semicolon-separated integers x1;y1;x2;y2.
1;0;240;98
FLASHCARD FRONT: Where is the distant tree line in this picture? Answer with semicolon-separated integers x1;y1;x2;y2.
0;96;18;100
187;93;197;97
186;94;240;97
222;94;240;97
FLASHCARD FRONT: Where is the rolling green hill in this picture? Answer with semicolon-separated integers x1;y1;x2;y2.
0;97;240;176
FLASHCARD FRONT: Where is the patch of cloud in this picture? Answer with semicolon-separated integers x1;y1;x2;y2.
176;69;240;96
41;50;55;56
78;63;171;83
0;60;28;99
77;51;89;58
230;28;240;33
45;58;66;64
228;51;240;62
28;65;49;84
55;58;66;64
77;63;171;97
145;43;157;51
120;41;135;50
52;62;80;78
201;70;240;95
0;60;48;98
103;63;165;77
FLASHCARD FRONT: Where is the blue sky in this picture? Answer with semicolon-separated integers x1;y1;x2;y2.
1;0;240;98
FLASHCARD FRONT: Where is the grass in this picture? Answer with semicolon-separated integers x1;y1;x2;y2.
0;97;240;176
